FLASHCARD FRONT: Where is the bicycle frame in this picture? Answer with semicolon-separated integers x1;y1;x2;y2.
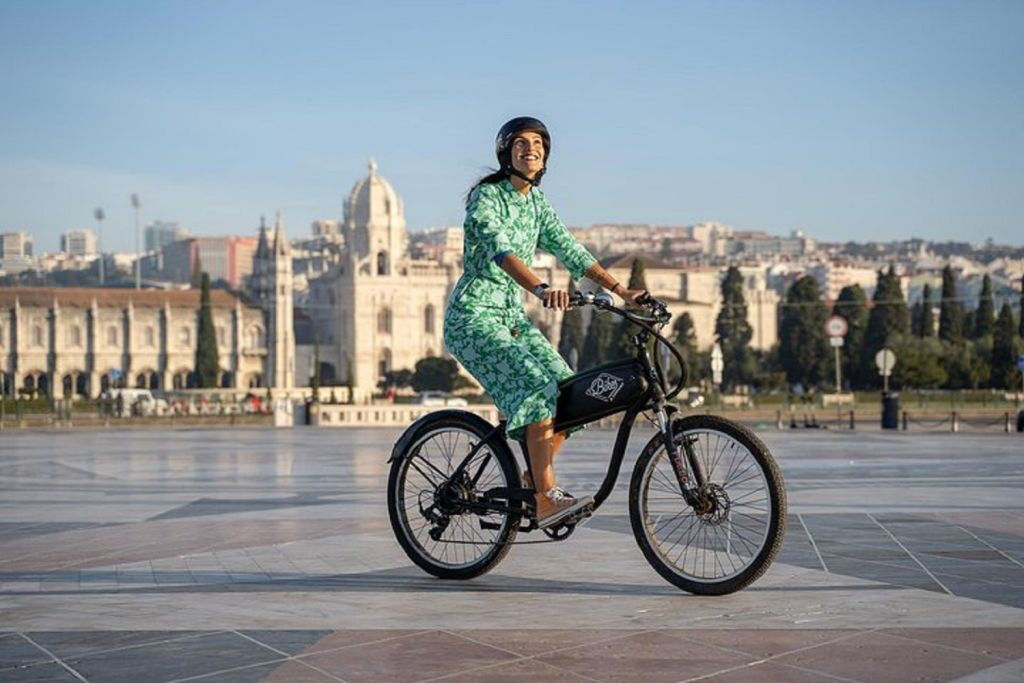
446;294;707;523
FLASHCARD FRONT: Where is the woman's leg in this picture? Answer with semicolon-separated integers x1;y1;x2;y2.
525;419;568;516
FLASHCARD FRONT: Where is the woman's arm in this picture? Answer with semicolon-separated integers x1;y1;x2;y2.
585;261;646;305
498;254;645;310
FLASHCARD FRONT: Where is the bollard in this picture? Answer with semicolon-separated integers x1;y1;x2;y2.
902;411;908;431
776;410;783;430
1006;412;1011;434
790;410;798;429
849;409;855;430
952;411;959;433
1018;410;1024;433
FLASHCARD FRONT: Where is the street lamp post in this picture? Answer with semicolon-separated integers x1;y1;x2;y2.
93;207;105;286
130;194;141;289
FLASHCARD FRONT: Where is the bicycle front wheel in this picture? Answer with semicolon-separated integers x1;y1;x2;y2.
629;414;786;595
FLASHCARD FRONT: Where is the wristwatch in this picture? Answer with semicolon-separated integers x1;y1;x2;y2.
532;282;550;299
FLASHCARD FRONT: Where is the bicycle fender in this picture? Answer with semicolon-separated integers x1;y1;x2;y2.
387;409;505;463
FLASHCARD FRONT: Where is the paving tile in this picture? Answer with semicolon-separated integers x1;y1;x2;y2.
536;631;752;682
183;659;339;682
0;635;52;671
699;660;850;682
664;629;862;659
436;657;595;682
28;630;204;659
774;631;1003;683
67;631;278;683
299;630;516;682
0;661;82;682
235;630;331;655
880;627;1024;661
447;629;641;657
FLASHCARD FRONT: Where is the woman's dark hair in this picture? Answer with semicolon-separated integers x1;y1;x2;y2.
464;168;508;207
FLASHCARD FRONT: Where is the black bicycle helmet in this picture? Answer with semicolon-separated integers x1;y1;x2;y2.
495;116;551;185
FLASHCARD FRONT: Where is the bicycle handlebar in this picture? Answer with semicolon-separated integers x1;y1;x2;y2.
568;290;687;401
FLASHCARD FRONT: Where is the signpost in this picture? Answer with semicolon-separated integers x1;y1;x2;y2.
710;343;724;387
875;348;896;393
825;316;848;392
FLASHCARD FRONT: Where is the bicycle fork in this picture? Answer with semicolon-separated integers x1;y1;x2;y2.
653;403;706;509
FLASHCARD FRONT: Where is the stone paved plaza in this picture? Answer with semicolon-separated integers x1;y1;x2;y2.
1;424;1023;682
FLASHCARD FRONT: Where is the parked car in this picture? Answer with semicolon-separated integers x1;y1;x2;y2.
415;391;468;407
101;388;169;417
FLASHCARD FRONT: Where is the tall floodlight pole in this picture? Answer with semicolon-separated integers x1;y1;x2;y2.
93;207;105;286
130;194;141;289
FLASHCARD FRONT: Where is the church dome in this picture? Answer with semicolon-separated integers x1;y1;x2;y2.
345;159;405;228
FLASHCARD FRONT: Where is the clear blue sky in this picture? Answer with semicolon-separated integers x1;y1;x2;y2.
1;0;1021;253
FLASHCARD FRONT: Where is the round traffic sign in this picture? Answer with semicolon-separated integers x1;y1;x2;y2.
874;348;896;376
825;315;848;338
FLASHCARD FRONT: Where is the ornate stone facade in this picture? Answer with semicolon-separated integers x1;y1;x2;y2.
0;288;267;397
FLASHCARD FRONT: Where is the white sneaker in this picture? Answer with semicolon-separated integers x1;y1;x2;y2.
537;486;593;529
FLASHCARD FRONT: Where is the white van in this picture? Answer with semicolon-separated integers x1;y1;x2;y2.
102;388;169;417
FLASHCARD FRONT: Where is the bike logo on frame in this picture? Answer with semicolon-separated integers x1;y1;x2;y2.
585;373;624;403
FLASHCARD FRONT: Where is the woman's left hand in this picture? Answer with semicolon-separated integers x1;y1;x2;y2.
614;285;647;306
541;289;570;310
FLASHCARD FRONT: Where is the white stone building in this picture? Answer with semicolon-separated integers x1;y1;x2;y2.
0;218;295;399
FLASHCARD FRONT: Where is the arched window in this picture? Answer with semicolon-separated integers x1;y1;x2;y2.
179;326;191;347
424;304;435;334
377;251;388;275
33;325;44;347
144;325;155;347
220;371;233;388
247;325;264;349
247;373;263;388
377;307;392;334
136;373;147;388
106;326;118;347
378;348;392;378
70;325;82;347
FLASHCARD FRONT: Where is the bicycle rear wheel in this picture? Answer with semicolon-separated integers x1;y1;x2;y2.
388;414;521;579
629;414;786;595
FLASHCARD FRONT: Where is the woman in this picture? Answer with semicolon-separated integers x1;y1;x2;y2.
443;116;644;529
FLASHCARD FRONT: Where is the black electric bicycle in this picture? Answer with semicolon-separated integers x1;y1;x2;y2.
387;291;786;595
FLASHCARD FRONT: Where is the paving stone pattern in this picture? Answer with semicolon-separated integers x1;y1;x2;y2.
1;427;1023;681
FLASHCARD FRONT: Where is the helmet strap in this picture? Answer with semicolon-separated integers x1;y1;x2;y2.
506;165;545;187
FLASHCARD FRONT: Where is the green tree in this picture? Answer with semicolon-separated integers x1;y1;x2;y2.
411;357;468;393
194;272;220;388
973;274;995;339
310;338;321;401
892;336;947;389
833;284;868;389
860;266;909;387
919;283;935;338
938;265;963;343
991;303;1020;389
1019;274;1024;339
612;258;650;358
580;307;619;368
557;278;585;369
671;312;700;385
779;276;830;389
715;266;754;390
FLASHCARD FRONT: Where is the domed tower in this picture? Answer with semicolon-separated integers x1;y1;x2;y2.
342;159;407;276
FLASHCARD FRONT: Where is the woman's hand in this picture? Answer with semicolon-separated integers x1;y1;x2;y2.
541;289;570;311
613;284;647;306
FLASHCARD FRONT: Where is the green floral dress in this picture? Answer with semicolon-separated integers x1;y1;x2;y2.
443;179;597;441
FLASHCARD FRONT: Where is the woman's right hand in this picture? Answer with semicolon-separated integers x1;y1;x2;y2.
541;289;570;311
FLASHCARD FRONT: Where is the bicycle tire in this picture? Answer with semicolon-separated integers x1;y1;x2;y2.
629;414;786;595
388;413;521;579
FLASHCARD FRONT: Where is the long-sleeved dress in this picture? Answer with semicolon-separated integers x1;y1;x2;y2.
443;178;597;441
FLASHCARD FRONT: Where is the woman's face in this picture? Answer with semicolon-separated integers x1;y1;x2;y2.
510;131;546;178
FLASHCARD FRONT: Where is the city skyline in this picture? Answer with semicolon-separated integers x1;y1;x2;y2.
1;1;1022;252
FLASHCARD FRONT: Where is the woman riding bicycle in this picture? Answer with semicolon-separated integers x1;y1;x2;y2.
443;116;644;529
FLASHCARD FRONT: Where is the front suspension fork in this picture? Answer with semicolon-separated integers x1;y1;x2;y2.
655;406;706;508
